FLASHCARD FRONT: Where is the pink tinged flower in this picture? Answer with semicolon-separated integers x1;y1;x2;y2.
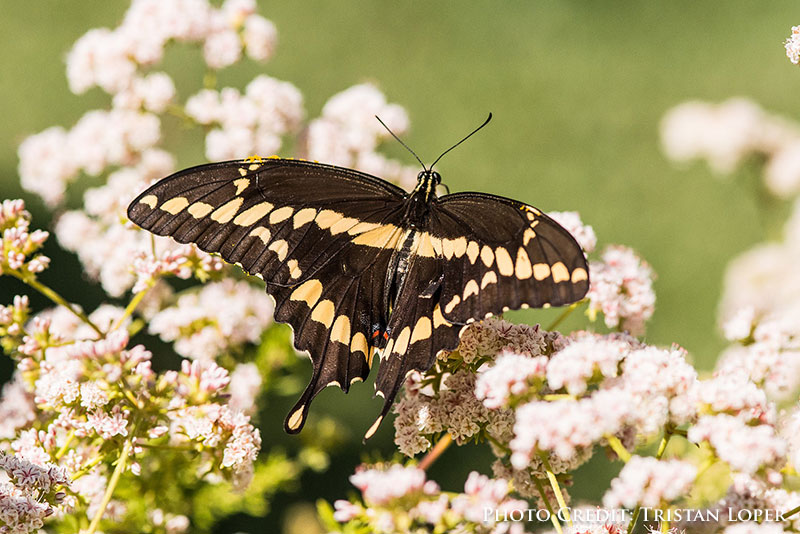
546;335;633;395
602;456;696;509
112;72;176;113
350;464;431;506
765;141;800;198
228;363;262;414
0;374;36;440
221;0;256;26
786;26;800;65
723;306;756;342
243;15;277;61
475;351;547;408
510;389;633;468
688;414;786;474
165;514;190;534
587;245;655;336
548;211;597;253
185;89;221;124
332;500;362;522
205;126;254;161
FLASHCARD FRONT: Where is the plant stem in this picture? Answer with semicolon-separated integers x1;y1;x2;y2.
546;301;581;331
783;504;800;521
419;433;452;471
7;269;103;337
533;476;563;534
627;430;673;534
112;287;150;332
605;434;631;463
86;440;132;534
55;430;75;460
539;452;572;526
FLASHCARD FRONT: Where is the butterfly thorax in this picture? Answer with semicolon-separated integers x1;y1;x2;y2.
403;170;441;228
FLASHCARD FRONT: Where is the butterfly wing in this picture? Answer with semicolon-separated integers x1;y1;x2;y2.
127;158;408;432
430;192;589;323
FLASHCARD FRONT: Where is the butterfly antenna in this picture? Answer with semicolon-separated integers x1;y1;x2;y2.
429;113;492;170
375;115;426;170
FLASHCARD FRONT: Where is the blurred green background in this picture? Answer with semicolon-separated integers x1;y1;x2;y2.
2;1;800;531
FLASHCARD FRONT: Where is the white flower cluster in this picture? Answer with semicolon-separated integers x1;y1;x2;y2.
786;26;800;65
586;245;656;335
303;84;418;190
185;76;304;161
148;278;273;360
660;98;800;198
603;456;696;509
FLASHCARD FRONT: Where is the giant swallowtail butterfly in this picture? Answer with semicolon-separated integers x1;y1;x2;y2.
127;115;589;439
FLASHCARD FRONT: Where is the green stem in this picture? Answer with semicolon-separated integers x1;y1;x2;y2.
419;433;452;471
627;430;673;534
546;301;582;331
7;270;103;337
55;430;75;460
539;452;572;526
605;434;631;463
533;476;563;534
112;287;150;332
783;504;800;521
85;440;131;534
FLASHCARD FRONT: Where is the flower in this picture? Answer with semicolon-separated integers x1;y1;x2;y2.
603;456;696;508
0;199;50;276
786;25;800;65
586;245;655;335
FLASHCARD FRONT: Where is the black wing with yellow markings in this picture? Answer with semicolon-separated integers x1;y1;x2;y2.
127;157;589;439
430;192;589;323
128;158;409;434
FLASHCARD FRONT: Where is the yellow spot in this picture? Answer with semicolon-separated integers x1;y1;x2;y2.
351;224;402;249
530;207;541;215
267;155;280;159
160;197;189;214
417;232;437;258
287;259;302;279
445;295;461;314
521;303;530;309
233;201;273;226
315;210;342;229
481;245;494;268
543;303;551;309
533;263;551;280
139;195;157;209
248;163;261;171
238;167;247;177
311;299;335;328
495;247;514;276
394;327;411;356
433;305;448;327
188;202;214;218
245;154;264;163
330;315;351;345
466;241;480;264
290;279;323;307
410;317;432;345
527;212;536;221
551;262;570;283
523;228;536;245
268;239;289;261
383;339;395;359
364;415;383;440
351;332;369;358
515;248;533;279
481;271;498;289
463;279;480;300
287;406;304;431
233;178;250;195
350;376;364;385
210;197;244;223
452;237;468;258
269;206;294;224
330;217;359;235
347;221;381;235
293;208;316;229
571;267;588;283
430;235;443;256
442;238;455;259
326;380;341;389
249;226;271;244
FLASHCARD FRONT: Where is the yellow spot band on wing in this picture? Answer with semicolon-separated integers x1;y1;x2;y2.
188;202;214;218
290;279;322;307
139;195;157;209
160;197;189;214
233;202;273;226
210;197;244;223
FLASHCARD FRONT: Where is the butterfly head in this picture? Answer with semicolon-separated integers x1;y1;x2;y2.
417;170;442;187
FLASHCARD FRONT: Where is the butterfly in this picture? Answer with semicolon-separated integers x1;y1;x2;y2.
126;114;589;439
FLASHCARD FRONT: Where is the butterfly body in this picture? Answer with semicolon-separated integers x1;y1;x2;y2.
127;157;589;438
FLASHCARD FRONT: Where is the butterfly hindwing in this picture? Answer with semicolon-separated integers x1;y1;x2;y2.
430;192;589;323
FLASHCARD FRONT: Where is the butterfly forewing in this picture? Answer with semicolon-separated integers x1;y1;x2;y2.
430;193;589;323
